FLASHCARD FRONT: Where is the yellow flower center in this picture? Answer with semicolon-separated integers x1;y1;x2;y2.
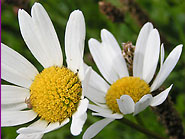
29;66;82;123
106;77;150;113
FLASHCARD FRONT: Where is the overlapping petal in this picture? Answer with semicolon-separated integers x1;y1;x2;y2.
142;29;160;83
133;94;152;116
17;118;69;134
1;85;30;104
2;103;27;111
2;110;37;127
133;22;153;78
18;3;63;68
88;39;118;84
1;43;38;88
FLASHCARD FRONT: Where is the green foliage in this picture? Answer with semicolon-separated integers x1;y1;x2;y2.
1;0;185;138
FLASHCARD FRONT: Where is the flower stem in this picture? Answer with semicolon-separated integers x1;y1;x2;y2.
135;115;144;126
118;117;167;139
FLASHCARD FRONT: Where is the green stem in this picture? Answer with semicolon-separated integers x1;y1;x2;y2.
135;115;144;126
118;117;167;139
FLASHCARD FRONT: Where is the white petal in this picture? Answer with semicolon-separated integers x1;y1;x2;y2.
18;10;45;67
70;99;89;135
133;22;153;78
74;99;89;117
71;113;87;136
142;29;160;83
77;60;85;81
16;133;44;139
101;29;122;54
83;64;108;103
18;5;62;68
17;119;48;134
103;42;129;78
44;118;69;133
81;66;91;97
150;85;172;106
84;64;109;93
89;101;109;109
65;10;85;73
151;44;183;91
88;39;118;84
88;104;112;114
160;43;165;68
117;95;135;115
133;94;153;116
1;43;38;88
17;118;69;134
92;112;123;119
31;3;63;67
1;85;30;104
82;118;114;139
101;29;129;78
2;110;37;126
85;86;106;104
2;103;27;111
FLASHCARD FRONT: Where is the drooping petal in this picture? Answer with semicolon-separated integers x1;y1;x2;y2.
101;30;129;78
1;85;30;104
70;99;89;136
1;43;38;88
88;39;118;84
82;118;114;139
133;94;153;116
65;10;85;73
31;3;63;67
88;104;112;114
17;119;48;134
17;118;69;134
151;44;183;91
133;22;153;78
44;118;69;133
2;110;37;127
18;3;63;68
142;29;160;83
150;85;172;106
89;101;109;109
92;112;123;119
117;95;135;115
89;104;122;120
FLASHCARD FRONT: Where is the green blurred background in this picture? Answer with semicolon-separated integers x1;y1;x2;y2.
1;0;185;138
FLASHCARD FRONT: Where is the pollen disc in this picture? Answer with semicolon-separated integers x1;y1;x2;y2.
30;66;82;123
106;77;150;113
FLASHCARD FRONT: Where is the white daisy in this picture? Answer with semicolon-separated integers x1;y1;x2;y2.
1;3;90;138
83;22;183;139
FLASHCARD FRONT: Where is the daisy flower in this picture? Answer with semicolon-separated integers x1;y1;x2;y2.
83;22;183;139
1;3;90;138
